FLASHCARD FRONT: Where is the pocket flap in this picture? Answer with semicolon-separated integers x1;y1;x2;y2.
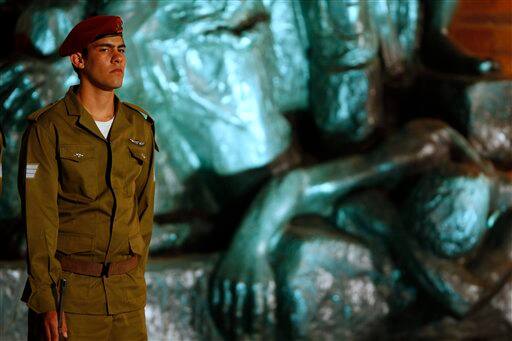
57;232;94;254
128;234;145;256
60;145;95;162
128;145;147;164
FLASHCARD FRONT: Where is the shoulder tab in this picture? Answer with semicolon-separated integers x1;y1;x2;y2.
27;101;59;121
123;102;159;151
123;102;151;120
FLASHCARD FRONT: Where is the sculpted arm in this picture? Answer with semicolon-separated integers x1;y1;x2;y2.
209;119;492;336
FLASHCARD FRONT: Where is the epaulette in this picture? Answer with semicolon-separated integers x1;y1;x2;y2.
27;101;59;121
123;102;151;120
123;102;159;151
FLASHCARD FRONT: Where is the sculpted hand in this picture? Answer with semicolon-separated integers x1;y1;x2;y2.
209;249;276;338
43;310;67;340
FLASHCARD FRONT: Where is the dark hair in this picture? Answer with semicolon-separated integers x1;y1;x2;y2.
72;48;89;78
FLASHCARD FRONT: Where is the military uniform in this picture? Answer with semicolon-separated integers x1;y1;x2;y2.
20;85;156;339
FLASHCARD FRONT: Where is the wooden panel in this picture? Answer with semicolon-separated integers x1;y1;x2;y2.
448;0;512;78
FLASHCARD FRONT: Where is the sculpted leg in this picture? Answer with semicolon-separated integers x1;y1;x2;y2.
208;119;492;337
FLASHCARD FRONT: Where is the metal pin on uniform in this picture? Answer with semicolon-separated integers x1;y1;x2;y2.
129;138;145;146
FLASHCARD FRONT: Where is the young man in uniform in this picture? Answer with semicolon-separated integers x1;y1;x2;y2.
20;16;156;340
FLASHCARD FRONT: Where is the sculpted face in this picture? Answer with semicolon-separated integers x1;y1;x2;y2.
72;35;126;90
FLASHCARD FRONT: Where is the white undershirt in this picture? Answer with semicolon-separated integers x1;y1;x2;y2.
95;117;115;139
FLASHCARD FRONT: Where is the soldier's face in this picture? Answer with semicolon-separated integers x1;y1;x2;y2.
82;35;126;90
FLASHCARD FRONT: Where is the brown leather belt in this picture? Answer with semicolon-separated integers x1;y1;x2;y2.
56;254;138;277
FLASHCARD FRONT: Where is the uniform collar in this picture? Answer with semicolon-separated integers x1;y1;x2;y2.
64;85;132;141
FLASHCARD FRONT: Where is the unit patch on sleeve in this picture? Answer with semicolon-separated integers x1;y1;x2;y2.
26;164;39;179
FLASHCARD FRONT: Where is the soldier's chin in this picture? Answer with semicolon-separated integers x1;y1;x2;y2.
98;79;123;91
112;81;123;89
109;77;124;89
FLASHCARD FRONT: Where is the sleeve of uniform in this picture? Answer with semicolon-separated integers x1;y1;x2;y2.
20;122;61;313
134;121;156;271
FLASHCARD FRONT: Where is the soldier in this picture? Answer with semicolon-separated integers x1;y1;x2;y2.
19;16;157;340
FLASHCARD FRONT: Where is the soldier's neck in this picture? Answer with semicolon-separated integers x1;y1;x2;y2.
76;81;116;122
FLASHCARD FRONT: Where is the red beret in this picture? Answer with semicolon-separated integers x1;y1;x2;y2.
59;15;123;57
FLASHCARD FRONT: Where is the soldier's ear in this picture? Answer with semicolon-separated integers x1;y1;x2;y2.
70;53;85;70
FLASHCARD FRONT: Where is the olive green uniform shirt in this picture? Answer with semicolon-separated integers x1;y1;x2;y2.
20;86;156;315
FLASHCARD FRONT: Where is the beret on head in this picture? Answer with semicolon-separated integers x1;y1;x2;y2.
59;15;123;57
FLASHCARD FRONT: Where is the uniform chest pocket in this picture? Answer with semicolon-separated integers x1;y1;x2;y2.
128;144;148;165
59;145;98;201
123;144;147;197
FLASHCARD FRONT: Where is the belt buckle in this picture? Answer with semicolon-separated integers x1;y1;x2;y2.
101;262;111;277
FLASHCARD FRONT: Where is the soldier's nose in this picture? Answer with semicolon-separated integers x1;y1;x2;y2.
112;52;123;64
